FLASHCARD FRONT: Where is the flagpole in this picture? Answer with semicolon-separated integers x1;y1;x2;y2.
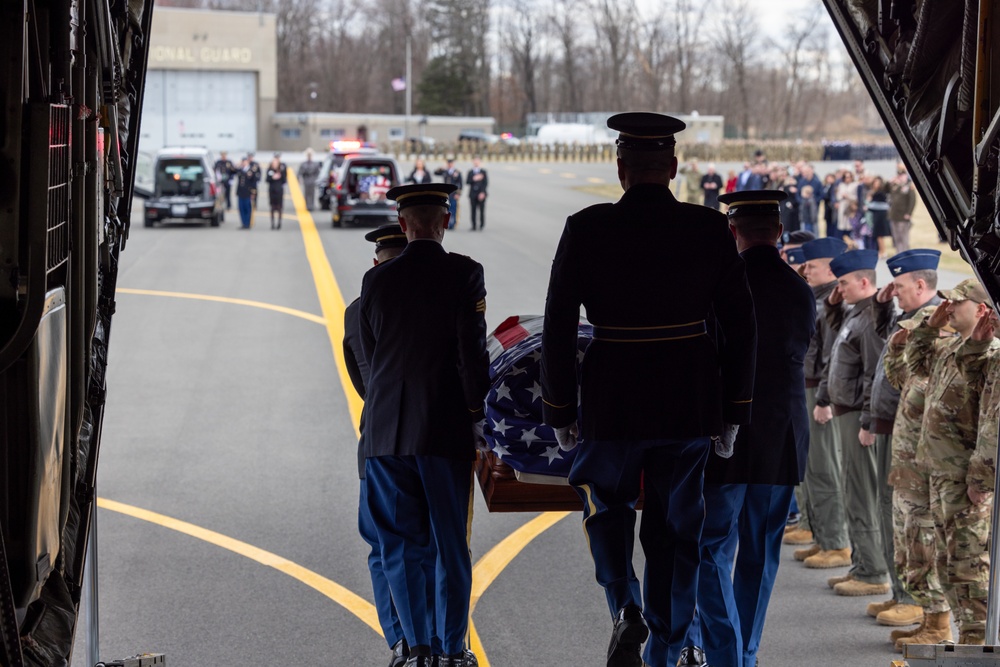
405;36;412;145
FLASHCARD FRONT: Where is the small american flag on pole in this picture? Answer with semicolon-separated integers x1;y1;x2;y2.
391;77;406;92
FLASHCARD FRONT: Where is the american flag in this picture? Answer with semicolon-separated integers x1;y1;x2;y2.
391;77;406;92
484;315;591;479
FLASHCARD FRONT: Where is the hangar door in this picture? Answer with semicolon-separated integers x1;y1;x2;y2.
139;70;257;154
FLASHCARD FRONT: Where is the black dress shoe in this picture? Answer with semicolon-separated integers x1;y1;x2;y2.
676;645;708;666
436;649;478;667
403;657;433;667
607;604;649;667
388;638;409;667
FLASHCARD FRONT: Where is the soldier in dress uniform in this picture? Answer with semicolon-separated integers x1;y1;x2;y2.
895;279;997;647
466;156;488;231
864;250;940;629
540;112;757;667
434;157;463;229
683;191;815;667
790;238;852;570
247;151;262;209
359;183;490;667
235;157;259;230
824;249;891;597
343;225;411;667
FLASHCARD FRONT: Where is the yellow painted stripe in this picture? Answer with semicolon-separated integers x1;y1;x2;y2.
97;497;382;634
586;177;604;184
286;171;364;439
559;173;576;179
116;288;326;325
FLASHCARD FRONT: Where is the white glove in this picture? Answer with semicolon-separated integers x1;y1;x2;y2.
553;421;579;452
712;423;739;458
473;418;491;453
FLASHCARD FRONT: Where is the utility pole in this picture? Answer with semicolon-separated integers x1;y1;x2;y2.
405;36;412;140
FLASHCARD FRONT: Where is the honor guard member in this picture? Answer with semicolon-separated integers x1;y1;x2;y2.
343;225;411;667
897;279;997;647
791;238;852;569
247;151;262;209
540;112;757;667
684;191;815;667
434;157;463;229
825;249;891;596
359;183;490;667
235;157;259;229
865;249;941;628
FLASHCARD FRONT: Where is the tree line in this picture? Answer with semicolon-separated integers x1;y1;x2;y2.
156;0;881;140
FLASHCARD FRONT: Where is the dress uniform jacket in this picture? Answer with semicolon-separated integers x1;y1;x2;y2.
826;295;884;429
359;240;490;459
541;183;757;440
344;297;369;479
704;245;815;485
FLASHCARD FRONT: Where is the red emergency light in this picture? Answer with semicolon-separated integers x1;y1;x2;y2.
331;140;363;152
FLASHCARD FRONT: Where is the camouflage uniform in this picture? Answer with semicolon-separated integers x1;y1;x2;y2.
908;322;998;633
884;307;949;613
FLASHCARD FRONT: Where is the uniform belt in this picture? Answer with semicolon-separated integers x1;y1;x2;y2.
592;321;707;342
805;378;820;388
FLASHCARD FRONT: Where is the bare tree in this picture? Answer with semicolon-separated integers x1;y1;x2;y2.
668;0;713;113
548;0;582;111
713;0;758;137
590;0;635;109
505;0;541;118
776;4;826;137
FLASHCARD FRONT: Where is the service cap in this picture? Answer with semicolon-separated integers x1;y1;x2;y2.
938;278;990;304
387;182;458;210
718;189;787;218
801;237;848;261
786;230;816;245
607;112;685;151
830;249;878;278
364;224;407;252
886;248;941;276
785;247;807;266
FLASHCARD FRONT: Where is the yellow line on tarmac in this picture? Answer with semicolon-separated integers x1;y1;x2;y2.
559;172;576;179
116;288;326;325
96;498;383;634
586;177;605;184
286;171;364;440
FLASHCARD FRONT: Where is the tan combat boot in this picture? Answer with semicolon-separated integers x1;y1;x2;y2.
896;611;953;652
867;599;897;618
782;529;814;545
877;604;923;627
890;615;926;643
804;548;852;569
793;544;820;561
959;630;985;645
834;579;891;596
828;573;854;589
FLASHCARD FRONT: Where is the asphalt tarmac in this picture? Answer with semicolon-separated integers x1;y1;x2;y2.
83;158;966;667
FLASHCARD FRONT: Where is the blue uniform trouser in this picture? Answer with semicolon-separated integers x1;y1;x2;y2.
238;196;252;228
358;482;404;649
366;455;473;655
448;195;458;229
569;437;711;667
686;483;794;667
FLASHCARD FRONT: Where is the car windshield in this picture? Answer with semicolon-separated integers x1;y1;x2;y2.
157;159;205;196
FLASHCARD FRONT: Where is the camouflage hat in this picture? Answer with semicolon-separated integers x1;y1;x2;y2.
938;278;990;305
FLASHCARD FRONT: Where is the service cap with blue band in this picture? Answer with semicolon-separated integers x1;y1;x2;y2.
830;249;879;278
886;248;941;276
608;112;686;151
786;247;808;265
718;189;788;217
386;183;458;210
801;237;848;261
364;224;407;252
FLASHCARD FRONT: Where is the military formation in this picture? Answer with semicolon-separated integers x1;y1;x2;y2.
340;111;997;667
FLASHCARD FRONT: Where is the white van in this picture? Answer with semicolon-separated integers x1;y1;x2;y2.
530;123;616;146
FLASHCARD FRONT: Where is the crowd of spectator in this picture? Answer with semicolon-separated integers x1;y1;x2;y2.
677;153;919;257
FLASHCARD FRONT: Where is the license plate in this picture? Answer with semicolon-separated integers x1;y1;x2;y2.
170;204;188;217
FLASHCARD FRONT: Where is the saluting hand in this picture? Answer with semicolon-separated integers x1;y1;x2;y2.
971;310;999;342
828;285;844;306
927;301;951;329
877;283;897;303
889;329;909;347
